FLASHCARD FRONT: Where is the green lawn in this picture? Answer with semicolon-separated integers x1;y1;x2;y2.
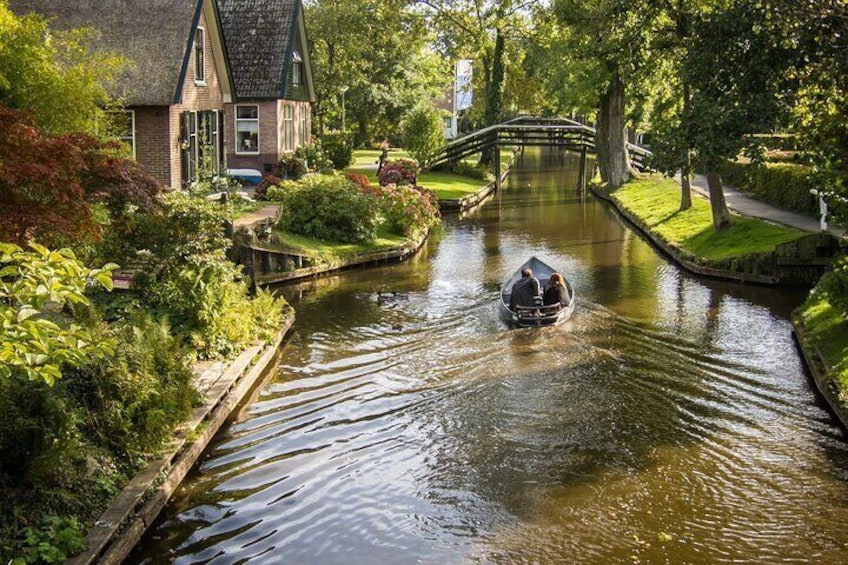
272;224;408;263
346;147;515;201
613;175;805;260
794;282;848;399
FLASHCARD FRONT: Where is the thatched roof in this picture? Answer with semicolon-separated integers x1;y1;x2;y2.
217;0;298;99
8;0;203;106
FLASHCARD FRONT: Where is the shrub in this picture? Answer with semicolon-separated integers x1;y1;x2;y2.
823;256;848;318
129;194;288;358
254;175;282;200
715;160;817;216
374;183;441;237
378;158;419;187
321;130;353;169
294;141;324;170
451;160;493;181
273;152;307;180
65;313;196;459
276;175;380;243
400;103;446;167
345;172;374;191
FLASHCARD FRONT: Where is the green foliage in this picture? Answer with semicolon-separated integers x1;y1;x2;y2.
450;160;493;181
275;175;380;243
321;130;353;169
12;515;86;564
305;0;450;145
65;312;197;458
400;104;446;168
129;194;286;358
822;256;848;320
374;184;441;238
0;1;125;136
715;160;817;216
0;242;116;386
274;152;308;180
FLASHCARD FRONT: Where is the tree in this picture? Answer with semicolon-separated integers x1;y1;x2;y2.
305;0;450;146
0;105;161;248
417;0;540;165
0;242;116;386
683;1;799;230
401;103;446;167
0;0;124;136
550;0;657;189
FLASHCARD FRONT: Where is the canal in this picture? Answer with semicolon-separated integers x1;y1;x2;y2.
131;149;848;563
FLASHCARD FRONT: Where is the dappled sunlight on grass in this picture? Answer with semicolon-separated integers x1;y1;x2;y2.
346;148;491;200
272;224;408;263
614;175;804;260
796;286;848;398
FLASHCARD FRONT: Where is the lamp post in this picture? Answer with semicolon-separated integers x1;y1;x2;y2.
340;86;349;132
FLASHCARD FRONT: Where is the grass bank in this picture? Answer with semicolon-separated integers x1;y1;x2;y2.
794;276;848;406
612;175;804;260
272;225;409;263
346;148;514;201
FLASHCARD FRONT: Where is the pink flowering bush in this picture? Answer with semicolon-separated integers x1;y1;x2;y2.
376;183;440;237
378;158;419;186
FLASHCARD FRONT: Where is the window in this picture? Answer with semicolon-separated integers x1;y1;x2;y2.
299;106;308;146
282;104;294;152
110;110;136;159
291;50;302;87
182;110;223;186
236;105;259;154
194;28;205;83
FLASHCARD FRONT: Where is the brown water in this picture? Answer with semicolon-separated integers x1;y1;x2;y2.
130;150;848;564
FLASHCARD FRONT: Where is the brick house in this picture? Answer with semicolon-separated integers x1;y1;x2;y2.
218;0;315;175
9;0;314;189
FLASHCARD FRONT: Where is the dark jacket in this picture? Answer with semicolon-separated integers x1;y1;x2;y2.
543;283;570;307
509;276;541;309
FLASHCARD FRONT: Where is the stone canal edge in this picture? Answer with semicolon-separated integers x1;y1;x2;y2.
67;314;295;565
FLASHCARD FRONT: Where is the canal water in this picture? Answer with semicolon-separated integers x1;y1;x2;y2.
130;150;848;564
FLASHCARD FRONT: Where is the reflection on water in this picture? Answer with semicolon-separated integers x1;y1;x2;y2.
130;149;848;564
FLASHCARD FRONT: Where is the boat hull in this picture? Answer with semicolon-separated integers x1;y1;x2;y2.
499;256;576;327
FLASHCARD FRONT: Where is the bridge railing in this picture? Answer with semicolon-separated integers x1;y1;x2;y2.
428;116;652;172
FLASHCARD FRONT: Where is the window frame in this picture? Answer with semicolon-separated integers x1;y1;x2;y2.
194;27;206;85
282;104;295;152
235;104;260;155
291;50;302;87
112;109;136;159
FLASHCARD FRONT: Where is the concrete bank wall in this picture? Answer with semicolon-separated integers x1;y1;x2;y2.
67;315;294;565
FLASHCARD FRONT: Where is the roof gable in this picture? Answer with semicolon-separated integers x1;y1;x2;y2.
217;0;313;101
8;0;232;106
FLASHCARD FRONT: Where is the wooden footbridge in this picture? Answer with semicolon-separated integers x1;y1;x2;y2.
429;115;652;191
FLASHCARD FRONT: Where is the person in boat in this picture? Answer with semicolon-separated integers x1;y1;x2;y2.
543;272;571;308
509;268;541;309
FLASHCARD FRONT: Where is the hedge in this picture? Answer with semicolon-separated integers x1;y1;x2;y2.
715;160;818;216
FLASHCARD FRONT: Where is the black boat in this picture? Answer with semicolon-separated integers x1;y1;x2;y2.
499;256;576;327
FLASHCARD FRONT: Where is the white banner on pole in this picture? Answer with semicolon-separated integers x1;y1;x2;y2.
455;59;473;111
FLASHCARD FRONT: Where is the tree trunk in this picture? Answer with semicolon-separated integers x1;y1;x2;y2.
679;79;692;211
705;171;732;230
596;73;634;189
479;29;505;168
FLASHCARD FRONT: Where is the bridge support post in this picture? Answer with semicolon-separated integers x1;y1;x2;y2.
578;146;588;192
494;141;502;194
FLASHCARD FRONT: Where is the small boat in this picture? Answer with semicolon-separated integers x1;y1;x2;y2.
499;256;576;327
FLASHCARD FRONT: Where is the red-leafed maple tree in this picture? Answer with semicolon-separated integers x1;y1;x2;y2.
0;104;162;247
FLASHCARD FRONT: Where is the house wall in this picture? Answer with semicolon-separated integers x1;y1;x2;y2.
225;101;279;173
224;100;312;173
133;107;172;186
129;8;228;189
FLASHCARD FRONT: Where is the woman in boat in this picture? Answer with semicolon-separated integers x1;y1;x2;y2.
543;272;570;308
